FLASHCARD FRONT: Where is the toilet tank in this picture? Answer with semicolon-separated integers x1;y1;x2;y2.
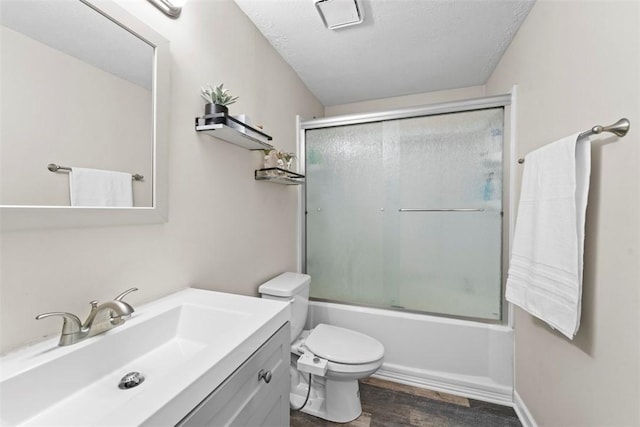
259;272;310;343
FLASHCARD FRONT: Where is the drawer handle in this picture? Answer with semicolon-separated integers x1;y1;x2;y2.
258;369;272;384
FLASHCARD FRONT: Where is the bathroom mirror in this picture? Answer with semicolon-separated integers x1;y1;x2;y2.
0;0;169;230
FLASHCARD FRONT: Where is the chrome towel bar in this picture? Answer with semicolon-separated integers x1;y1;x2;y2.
517;118;630;164
47;163;144;181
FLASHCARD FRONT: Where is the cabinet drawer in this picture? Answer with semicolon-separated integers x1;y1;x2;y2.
177;323;290;427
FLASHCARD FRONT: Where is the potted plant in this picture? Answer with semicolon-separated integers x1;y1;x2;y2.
200;83;238;124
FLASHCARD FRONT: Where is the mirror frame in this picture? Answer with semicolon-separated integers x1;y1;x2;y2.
0;0;170;231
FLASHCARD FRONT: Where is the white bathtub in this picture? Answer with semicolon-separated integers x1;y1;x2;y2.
306;301;514;405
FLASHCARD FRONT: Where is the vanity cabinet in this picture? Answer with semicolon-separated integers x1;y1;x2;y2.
177;323;290;427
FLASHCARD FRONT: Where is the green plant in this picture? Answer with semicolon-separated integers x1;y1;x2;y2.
278;152;296;162
200;83;239;106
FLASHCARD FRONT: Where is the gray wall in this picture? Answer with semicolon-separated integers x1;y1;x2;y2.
487;1;639;425
0;0;324;353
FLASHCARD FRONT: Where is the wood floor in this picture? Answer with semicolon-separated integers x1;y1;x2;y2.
290;378;522;427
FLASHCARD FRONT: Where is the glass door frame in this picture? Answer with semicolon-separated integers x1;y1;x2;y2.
297;93;516;324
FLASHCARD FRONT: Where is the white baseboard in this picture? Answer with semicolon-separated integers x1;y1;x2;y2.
513;390;537;427
372;362;513;407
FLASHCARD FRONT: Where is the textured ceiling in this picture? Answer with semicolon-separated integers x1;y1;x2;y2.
234;0;535;106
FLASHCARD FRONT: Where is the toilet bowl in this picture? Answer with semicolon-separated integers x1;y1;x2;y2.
291;325;384;422
259;272;385;423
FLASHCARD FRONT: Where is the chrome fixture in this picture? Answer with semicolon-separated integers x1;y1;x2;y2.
518;118;631;164
47;163;144;181
119;371;145;389
315;0;364;30
258;369;273;384
146;0;183;18
580;117;632;138
36;288;138;346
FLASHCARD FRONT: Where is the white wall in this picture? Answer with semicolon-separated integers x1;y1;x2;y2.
486;1;640;426
0;0;323;354
1;26;152;207
325;85;485;117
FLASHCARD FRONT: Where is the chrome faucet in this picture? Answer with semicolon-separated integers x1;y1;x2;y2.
36;288;138;346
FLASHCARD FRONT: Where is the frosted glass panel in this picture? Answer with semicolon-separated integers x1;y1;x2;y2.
306;123;385;306
305;108;504;320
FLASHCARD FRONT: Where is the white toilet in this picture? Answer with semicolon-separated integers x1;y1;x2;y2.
259;272;384;423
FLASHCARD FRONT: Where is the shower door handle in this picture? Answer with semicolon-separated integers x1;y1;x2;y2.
398;208;485;212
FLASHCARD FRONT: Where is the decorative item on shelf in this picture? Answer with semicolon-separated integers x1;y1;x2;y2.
280;152;296;170
263;149;278;170
263;149;296;176
200;83;238;125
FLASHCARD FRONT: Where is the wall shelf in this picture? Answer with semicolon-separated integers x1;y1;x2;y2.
255;168;305;185
195;114;302;184
195;115;274;151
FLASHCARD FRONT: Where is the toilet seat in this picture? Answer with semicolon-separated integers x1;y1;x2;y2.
305;324;384;365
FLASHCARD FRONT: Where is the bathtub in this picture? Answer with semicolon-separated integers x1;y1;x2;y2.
306;301;514;405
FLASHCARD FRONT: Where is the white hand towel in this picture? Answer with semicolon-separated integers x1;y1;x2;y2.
70;167;133;207
505;133;591;339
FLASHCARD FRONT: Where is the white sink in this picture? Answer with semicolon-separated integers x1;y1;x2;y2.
0;289;290;426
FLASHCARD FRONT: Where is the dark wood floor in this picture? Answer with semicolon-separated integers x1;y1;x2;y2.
290;377;522;427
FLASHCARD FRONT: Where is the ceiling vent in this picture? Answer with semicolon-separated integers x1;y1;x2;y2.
315;0;364;30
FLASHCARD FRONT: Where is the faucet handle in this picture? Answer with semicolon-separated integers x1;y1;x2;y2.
35;312;83;336
114;287;138;302
86;300;99;319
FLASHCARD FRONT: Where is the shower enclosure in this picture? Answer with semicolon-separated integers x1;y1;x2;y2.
302;104;505;320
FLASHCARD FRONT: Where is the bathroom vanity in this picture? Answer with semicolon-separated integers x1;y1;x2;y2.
0;289;291;426
177;323;289;426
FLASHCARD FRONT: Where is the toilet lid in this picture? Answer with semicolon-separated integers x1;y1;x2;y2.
305;324;384;364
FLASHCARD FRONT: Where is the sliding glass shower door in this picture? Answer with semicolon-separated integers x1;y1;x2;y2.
305;108;504;320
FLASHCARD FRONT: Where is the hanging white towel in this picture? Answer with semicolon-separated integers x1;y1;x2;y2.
70;167;133;207
505;133;591;339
